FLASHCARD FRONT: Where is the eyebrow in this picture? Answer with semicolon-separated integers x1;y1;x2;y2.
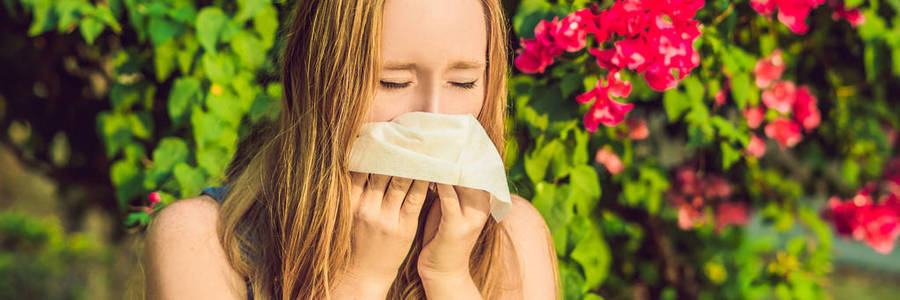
382;60;486;71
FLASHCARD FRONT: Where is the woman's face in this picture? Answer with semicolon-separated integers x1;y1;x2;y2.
368;0;488;123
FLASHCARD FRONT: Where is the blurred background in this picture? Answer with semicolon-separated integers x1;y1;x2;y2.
2;0;900;299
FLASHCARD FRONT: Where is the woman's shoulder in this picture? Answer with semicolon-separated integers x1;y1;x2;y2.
147;195;221;249
495;193;560;299
144;195;247;298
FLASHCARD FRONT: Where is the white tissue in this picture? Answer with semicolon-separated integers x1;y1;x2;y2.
347;111;512;222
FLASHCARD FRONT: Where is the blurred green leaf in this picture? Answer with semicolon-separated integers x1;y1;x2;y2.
168;77;202;124
196;7;227;53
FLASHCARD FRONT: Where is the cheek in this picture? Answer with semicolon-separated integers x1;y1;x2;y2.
368;95;403;123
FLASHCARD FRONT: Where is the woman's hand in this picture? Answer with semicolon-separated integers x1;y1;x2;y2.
334;171;429;298
417;183;492;280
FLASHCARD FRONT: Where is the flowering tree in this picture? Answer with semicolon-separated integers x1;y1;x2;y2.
507;0;899;298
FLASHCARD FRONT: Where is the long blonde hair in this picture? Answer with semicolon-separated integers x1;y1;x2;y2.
217;0;553;299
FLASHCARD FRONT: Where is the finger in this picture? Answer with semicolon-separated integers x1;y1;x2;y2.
349;171;368;213
435;183;461;221
399;180;429;223
455;186;491;220
382;176;413;217
363;173;390;212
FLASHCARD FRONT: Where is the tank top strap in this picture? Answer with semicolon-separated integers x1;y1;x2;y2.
200;185;230;203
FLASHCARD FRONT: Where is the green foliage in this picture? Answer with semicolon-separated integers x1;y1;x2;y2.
0;211;104;299
11;0;283;227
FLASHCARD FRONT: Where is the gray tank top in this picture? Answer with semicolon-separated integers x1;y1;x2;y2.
200;185;254;300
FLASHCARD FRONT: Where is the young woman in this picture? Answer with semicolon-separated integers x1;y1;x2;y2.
144;0;560;299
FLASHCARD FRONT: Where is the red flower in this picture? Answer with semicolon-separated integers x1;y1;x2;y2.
762;80;797;114
765;117;803;148
753;49;785;89
746;133;767;158
715;202;750;232
595;147;625;175
744;106;766;129
793;86;821;131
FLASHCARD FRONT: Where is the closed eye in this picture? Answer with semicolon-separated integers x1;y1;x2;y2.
380;81;410;89
453;80;478;89
379;80;478;89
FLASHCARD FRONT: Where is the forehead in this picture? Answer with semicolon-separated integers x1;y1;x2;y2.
381;0;487;67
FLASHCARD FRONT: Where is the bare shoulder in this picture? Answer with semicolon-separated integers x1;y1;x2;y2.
495;194;560;300
144;195;245;299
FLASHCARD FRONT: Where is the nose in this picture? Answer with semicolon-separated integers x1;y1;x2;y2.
416;81;439;113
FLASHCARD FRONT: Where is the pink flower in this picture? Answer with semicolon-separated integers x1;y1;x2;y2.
762;80;797;114
825;195;867;237
626;117;649;140
793;86;821;131
668;166;736;231
704;175;733;198
555;14;589;52
750;0;826;34
678;203;707;229
149;191;161;205
607;71;633;98
744;106;766;129
515;0;704;130
714;90;727;106
831;1;865;27
578;74;636;130
765;117;803;148
777;2;814;34
715;202;750;232
585;96;635;131
746;133;767;158
827;190;900;254
513;18;563;74
753;49;785;89
857;205;900;254
751;0;777;15
824;190;900;254
595;147;624;175
643;63;679;91
825;157;900;254
514;39;553;73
